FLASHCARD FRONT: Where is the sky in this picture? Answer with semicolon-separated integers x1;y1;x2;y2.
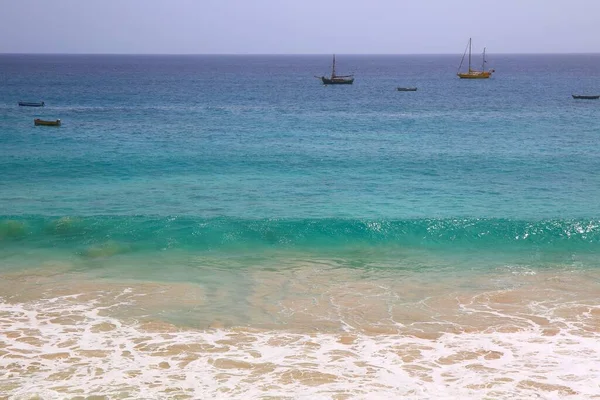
1;0;599;54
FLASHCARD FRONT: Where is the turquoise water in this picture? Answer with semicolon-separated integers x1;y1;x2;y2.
2;54;600;258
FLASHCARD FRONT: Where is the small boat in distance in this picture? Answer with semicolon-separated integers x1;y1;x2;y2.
572;94;599;100
397;87;417;92
317;54;354;85
457;38;493;79
34;119;61;126
19;101;45;107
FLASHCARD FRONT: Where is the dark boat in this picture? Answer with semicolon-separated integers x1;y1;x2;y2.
572;95;599;100
317;55;354;85
34;118;61;126
19;101;45;107
397;87;417;92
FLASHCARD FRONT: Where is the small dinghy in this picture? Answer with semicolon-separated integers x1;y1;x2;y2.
34;119;61;126
572;95;599;100
397;87;417;92
19;101;45;107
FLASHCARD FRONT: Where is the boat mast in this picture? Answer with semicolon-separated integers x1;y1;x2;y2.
332;54;336;78
457;39;469;73
482;47;486;71
468;38;472;72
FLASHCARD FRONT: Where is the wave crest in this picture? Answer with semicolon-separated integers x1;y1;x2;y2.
2;216;600;252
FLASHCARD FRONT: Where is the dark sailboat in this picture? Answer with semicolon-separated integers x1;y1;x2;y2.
317;55;354;85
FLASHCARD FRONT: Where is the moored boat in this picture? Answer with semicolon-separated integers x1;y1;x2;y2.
34;119;61;126
397;87;417;91
317;55;354;85
19;101;45;107
457;38;493;79
572;94;599;100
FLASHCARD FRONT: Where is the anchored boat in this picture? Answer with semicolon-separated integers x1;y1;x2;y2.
572;94;599;100
317;54;354;85
397;87;417;92
457;38;494;79
34;119;61;126
19;101;45;107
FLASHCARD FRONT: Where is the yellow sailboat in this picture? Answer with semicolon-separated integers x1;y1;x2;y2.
457;38;494;79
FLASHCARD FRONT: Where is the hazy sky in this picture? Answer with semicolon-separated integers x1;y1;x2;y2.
1;0;599;54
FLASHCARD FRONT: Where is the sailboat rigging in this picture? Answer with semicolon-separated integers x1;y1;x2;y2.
457;38;494;79
317;54;354;85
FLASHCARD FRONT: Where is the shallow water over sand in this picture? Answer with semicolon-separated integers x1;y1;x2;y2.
1;261;599;399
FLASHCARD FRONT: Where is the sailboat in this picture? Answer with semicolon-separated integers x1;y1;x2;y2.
457;38;494;79
318;54;354;85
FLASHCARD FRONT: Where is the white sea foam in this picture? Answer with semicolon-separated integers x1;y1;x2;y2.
1;288;599;400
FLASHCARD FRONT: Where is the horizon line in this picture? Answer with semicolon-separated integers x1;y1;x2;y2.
2;52;600;56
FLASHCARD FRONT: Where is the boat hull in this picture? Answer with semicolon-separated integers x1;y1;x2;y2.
321;77;354;85
19;102;45;107
457;71;492;79
34;119;61;126
397;87;417;91
572;95;599;100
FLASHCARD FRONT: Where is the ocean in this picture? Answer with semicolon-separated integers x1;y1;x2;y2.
1;54;600;399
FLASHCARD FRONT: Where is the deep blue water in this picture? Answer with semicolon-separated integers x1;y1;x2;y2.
1;54;600;262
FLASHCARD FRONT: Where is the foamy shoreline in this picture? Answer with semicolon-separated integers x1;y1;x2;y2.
1;266;599;399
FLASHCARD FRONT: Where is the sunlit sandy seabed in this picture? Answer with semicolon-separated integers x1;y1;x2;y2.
1;260;599;399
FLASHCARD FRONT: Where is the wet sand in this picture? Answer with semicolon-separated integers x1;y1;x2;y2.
1;262;599;398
